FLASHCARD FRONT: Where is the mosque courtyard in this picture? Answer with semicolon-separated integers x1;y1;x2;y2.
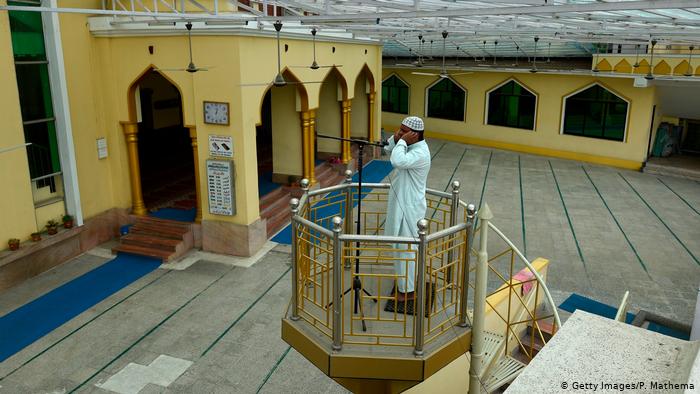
0;138;699;393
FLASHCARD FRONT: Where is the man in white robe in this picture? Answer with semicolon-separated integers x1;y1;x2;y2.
383;116;431;302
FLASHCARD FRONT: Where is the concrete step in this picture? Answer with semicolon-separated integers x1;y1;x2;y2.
121;233;182;252
527;320;557;341
259;187;287;210
260;191;292;218
113;244;172;261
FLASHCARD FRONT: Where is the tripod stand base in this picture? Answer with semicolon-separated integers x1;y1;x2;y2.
384;283;435;318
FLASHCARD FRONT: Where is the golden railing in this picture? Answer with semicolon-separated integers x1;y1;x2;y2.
467;217;562;362
288;175;474;355
288;175;561;362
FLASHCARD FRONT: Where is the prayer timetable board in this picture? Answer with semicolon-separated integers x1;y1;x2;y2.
206;159;235;216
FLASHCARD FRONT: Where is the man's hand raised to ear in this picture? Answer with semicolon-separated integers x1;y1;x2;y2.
401;131;421;146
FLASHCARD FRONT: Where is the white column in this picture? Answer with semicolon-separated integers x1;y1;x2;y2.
42;0;83;225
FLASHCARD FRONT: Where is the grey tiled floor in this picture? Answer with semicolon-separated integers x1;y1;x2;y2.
0;138;699;393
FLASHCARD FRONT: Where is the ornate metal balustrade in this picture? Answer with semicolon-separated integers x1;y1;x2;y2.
282;171;561;392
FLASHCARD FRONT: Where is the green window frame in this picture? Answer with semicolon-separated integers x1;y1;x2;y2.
562;84;628;142
381;75;409;114
9;1;62;185
426;78;465;121
487;80;536;130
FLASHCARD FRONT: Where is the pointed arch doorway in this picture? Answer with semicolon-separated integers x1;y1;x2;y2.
122;68;201;222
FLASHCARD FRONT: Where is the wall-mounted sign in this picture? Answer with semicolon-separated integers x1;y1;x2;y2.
96;138;108;159
206;159;235;216
208;135;233;158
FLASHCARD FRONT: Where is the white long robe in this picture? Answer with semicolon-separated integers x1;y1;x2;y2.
383;136;431;293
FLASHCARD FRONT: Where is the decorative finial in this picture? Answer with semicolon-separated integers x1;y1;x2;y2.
344;170;353;182
332;216;343;231
478;203;493;220
452;181;460;192
300;178;309;191
417;219;429;233
290;198;299;210
467;203;476;217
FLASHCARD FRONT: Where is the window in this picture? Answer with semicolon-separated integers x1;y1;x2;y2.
487;80;536;130
426;78;465;121
9;1;62;185
381;75;409;114
562;84;628;141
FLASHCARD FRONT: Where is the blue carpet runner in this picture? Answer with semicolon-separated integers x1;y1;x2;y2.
149;207;196;222
271;160;393;245
559;293;689;340
0;253;161;362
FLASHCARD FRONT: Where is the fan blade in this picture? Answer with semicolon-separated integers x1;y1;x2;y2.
412;72;438;76
287;80;326;84
154;68;187;71
449;72;473;76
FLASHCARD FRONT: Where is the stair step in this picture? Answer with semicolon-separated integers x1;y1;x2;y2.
113;244;172;261
134;217;191;230
482;331;505;369
483;355;527;393
519;335;546;358
130;223;190;237
129;226;187;241
527;320;557;341
121;234;181;252
260;192;292;218
260;187;287;210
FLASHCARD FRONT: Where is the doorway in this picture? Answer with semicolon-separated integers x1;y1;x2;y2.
136;71;196;218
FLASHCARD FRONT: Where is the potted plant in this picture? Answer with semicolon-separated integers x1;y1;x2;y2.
8;238;20;251
31;232;42;242
46;220;59;235
62;214;74;229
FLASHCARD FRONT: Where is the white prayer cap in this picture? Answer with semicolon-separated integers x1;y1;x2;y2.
401;116;424;132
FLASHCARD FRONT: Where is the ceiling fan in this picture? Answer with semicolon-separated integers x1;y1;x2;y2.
395;34;426;67
240;21;325;88
411;31;472;79
290;28;343;70
156;22;210;73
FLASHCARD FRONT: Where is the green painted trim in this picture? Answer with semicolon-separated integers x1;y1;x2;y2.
256;346;292;394
548;160;587;269
620;174;700;266
474;151;493;228
518;156;527;258
581;167;649;274
0;270;172;382
201;267;291;357
657;178;700;216
68;266;239;393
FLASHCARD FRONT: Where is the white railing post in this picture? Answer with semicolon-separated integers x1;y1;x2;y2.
414;218;429;356
332;216;344;351
469;203;492;394
290;198;300;321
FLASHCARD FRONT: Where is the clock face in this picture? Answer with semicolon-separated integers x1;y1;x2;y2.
204;101;229;125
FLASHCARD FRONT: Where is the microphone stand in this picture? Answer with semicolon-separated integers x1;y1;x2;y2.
317;133;385;332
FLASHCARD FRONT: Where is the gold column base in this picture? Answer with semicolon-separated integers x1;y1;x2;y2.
120;121;147;216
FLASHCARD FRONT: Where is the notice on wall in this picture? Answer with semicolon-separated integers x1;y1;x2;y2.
206;159;235;216
96;138;108;159
209;135;233;158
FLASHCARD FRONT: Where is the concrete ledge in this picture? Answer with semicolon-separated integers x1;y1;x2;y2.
201;218;266;257
0;226;84;292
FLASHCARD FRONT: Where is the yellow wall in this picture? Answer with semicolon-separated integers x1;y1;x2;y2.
271;85;303;178
2;1;382;234
382;68;656;168
597;54;699;76
316;72;342;154
351;72;369;139
0;6;42;245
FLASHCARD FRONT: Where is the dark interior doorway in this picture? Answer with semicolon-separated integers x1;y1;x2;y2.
136;71;196;216
257;89;282;197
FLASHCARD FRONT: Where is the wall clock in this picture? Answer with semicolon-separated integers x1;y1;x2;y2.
203;101;230;125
